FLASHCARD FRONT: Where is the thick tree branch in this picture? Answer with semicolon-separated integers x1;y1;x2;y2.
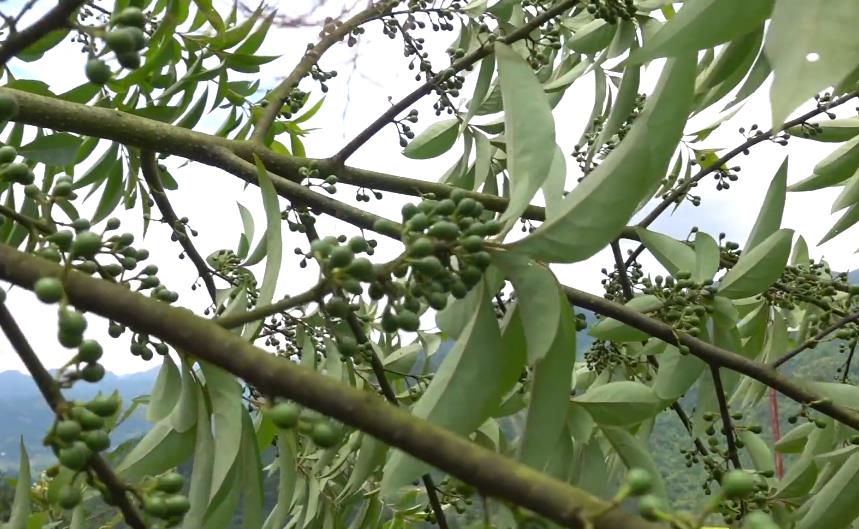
709;365;741;469
332;0;579;163
0;0;87;67
252;0;397;143
0;303;147;529
140;150;217;302
772;308;859;368
0;244;657;529
561;284;859;431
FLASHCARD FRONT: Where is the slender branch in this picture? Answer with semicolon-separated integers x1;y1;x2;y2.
0;203;53;234
610;240;634;300
0;303;147;529
332;0;579;164
638;87;859;229
252;0;397;143
0;244;657;529
139;151;217;302
214;280;329;329
772;308;859;368
560;283;859;431
843;340;857;384
709;365;741;469
0;0;87;67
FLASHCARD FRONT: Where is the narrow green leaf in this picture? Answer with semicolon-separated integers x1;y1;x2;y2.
262;431;298;529
723;48;771;111
601;426;668;500
652;346;706;401
787;118;859;142
738;430;775;475
381;280;523;493
200;362;243;501
175;87;210;129
465;54;495;123
795;451;859;529
495;42;556;221
718;229;794;299
775;423;816;454
509;53;696;263
831;168;859;212
147;354;182;422
181;388;215;529
540;145;567;220
693;231;720;282
790;131;859;192
744;157;787;251
590;295;662;342
18;133;83;166
6;439;31;529
636;228;696;276
628;0;772;64
573;381;662;426
567;19;617;54
116;421;197;480
695;27;764;111
766;0;859;128
239;410;264;529
402;119;459;159
820;201;859;244
91;169;124;225
517;295;576;471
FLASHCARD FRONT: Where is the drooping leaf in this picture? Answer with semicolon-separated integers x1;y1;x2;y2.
717;229;794;299
509;53;696;263
402;119;459;159
744;157;788;251
787;118;859;142
790;133;859;192
18;133;83;166
652;346;706;401
628;0;772;64
573;381;662;426
831;168;859;212
766;0;859;128
636;228;696;276
147;354;182;422
590;295;662;342
181;389;215;529
200;362;244;501
795;451;859;529
494;42;556;222
820;201;859;244
693;231;720;283
601;426;668;500
567;19;617;54
695;27;764;111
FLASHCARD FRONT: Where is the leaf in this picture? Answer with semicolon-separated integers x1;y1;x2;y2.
693;231;720;282
695;27;764;110
381;280;523;493
239;410;263;529
744;157;788;251
628;0;772;64
820;201;859;244
517;296;576;471
181;388;215;529
402;119;459;159
723;48;771;111
262;432;298;529
91;168;124;225
495;42;556;222
831;168;859;212
509;53;696;263
590;295;662;342
593;62;641;155
567;19;616;54
601;426;668;500
16;28;68;61
236;202;254;259
492;252;561;363
636;228;696;276
795;451;859;529
573;381;662;426
147;354;182;422
787;118;859;142
6;439;31;529
738;430;775;475
200;362;244;501
465;54;495;123
652;346;706;401
790;133;859;192
775;423;816;454
116;421;197;480
717;229;794;299
766;0;859;128
18;133;83;166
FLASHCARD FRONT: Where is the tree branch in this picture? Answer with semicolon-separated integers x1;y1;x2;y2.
140;150;217;302
251;0;397;143
214;279;329;329
0;0;87;67
0;303;147;529
332;0;579;164
0;243;657;529
772;308;859;368
710;364;741;469
561;284;859;431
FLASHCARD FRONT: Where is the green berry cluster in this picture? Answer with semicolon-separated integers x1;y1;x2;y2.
0;144;34;185
266;402;342;448
85;7;147;85
143;471;191;523
585;0;636;23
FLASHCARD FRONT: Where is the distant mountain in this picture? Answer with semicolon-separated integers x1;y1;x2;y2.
0;369;158;471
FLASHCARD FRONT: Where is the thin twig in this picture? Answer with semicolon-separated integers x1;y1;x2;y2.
0;303;147;529
0;0;87;67
843;341;857;384
772;308;859;368
214;280;329;329
140;151;218;302
710;364;741;469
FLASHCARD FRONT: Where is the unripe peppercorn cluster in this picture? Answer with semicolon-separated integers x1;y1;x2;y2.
0;144;35;186
85;7;148;85
266;401;342;448
142;471;191;523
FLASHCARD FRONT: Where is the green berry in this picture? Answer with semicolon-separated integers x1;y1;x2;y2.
116;50;141;69
471;251;491;269
409;237;434;257
637;494;664;522
81;362;106;383
337;334;359;356
1;162;33;184
721;470;755;498
144;494;169;518
268;402;301;429
81;429;111;452
54;420;82;442
325;297;350;318
57;484;82;509
104;28;136;53
47;230;74;251
744;512;779;529
381;311;398;332
456;198;479;216
0;93;18;120
450;189;467;203
626;468;653;496
156;471;185;494
58;329;84;349
428;292;448;310
414;256;443;277
434;199;456;215
72;407;105;430
459;266;483;287
310;421;340;448
348;236;369;253
85;59;111;84
328;245;354;268
460;235;484;253
401;203;419;220
347;257;374;281
58;441;92;471
164;494;191;516
396;310;420;332
484;219;502;235
70;231;102;259
71;218;91;232
0;145;16;163
34;277;63;303
114;6;145;27
428;220;460;240
85;394;119;417
59;309;87;335
407;212;430;232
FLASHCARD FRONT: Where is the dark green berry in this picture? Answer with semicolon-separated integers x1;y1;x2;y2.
414;256;443;277
104;28;137;53
310;421;340;448
268;402;301;429
721;470;755;498
407;213;429;232
156;471;185;494
409;237;434;257
460;235;484;253
396;310;420;331
0;145;16;163
434;199;456;215
58;441;92;470
58;329;84;349
57;484;82;509
54;420;82;442
347;257;374;281
72;407;105;430
81;362;106;383
116;51;141;70
114;6;145;27
144;495;169;518
34;277;64;303
85;59;111;84
348;236;369;253
59;309;87;335
70;231;102;259
1;162;33;184
428;221;460;240
163;495;191;516
81;429;111;452
328;245;354;268
85;394;119;417
325;297;350;318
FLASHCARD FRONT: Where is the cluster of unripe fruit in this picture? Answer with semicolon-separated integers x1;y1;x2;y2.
85;7;147;85
266;401;342;448
50;394;120;508
141;471;191;523
0;143;35;185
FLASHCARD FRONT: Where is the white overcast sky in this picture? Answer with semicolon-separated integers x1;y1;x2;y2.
1;0;857;374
